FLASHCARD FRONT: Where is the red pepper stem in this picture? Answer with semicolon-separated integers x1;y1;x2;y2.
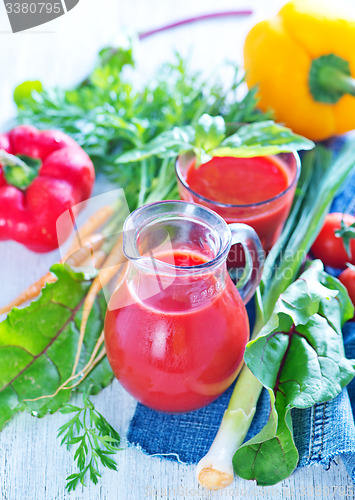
138;10;253;39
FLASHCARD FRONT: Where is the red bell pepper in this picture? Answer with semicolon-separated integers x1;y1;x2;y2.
0;125;95;253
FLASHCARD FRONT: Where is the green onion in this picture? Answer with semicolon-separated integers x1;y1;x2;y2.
196;140;355;490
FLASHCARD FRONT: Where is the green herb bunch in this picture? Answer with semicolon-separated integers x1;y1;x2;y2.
15;45;268;209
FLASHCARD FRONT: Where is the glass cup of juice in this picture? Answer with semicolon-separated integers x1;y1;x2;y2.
104;200;264;413
175;152;300;253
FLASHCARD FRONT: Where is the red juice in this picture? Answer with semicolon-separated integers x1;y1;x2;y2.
177;154;299;252
104;249;249;413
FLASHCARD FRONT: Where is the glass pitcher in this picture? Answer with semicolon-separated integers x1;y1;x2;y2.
104;200;264;413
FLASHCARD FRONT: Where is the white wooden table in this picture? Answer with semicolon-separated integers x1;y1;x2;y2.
0;1;354;498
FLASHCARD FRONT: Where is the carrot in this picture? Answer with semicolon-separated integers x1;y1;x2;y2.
65;233;104;268
0;272;57;315
66;205;114;253
0;233;106;316
90;250;107;270
71;235;125;376
66;248;108;274
0;205;115;315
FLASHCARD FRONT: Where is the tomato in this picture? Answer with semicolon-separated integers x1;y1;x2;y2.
311;213;355;268
339;266;355;315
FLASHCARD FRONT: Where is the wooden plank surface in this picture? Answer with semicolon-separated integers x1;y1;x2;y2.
0;380;354;500
0;0;354;498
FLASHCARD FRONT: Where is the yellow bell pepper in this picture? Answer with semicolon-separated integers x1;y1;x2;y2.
244;0;355;140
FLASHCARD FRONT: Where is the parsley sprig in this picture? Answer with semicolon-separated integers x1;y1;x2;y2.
57;393;121;492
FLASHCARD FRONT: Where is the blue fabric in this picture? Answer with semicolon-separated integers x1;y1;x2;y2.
127;140;355;481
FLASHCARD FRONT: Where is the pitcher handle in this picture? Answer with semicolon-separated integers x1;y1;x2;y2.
228;223;265;304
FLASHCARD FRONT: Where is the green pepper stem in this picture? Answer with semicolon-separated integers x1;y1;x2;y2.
318;65;355;97
309;54;355;103
0;149;27;169
0;149;39;190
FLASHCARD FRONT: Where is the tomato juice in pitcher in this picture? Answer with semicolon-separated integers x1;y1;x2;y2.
104;201;264;412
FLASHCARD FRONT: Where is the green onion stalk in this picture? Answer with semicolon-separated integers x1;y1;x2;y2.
196;141;355;490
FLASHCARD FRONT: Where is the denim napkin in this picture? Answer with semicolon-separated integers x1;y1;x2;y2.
127;140;355;481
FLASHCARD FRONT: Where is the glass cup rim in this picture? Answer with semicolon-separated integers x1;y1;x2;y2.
123;199;232;275
175;151;301;209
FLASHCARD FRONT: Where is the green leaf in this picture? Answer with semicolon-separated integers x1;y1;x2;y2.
213;121;314;158
115;116;314;170
234;392;298;486
0;264;113;430
115;126;195;164
15;48;270;195
233;261;355;485
14;80;43;106
60;404;82;414
69;436;84;445
97;44;134;72
195;114;226;152
58;394;121;491
275;260;339;325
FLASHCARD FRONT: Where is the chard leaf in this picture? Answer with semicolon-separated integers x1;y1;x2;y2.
235;392;298;486
213;121;314;158
274;260;338;325
0;264;112;430
115;126;195;163
233;261;355;486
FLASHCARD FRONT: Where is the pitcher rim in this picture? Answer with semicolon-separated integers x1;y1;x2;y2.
123;200;232;275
